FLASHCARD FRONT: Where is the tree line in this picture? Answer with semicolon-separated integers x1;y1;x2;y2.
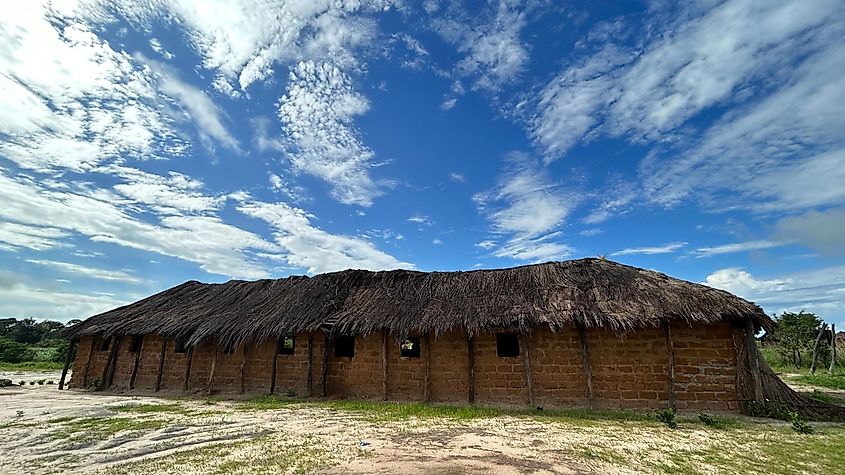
0;318;80;364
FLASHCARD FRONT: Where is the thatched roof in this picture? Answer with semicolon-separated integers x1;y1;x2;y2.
65;258;772;348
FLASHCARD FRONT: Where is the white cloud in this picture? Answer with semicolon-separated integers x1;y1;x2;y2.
435;0;530;91
0;169;277;279
579;228;603;237
106;165;225;215
448;172;466;183
528;0;845;216
611;242;686;256
432;238;442;245
278;60;381;206
693;240;791;258
0;2;185;172
0;278;129;322
407;215;433;226
0;222;68;251
138;54;240;152
476;240;496;250
25;259;145;284
440;98;458;110
238;201;412;274
475;153;578;261
775;207;845;256
705;266;845;323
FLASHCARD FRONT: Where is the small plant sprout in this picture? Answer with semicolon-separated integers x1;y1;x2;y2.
655;408;677;429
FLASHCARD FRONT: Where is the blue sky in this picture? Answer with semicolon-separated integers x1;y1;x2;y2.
1;0;844;328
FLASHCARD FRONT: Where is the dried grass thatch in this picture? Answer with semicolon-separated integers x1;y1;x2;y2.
66;258;771;349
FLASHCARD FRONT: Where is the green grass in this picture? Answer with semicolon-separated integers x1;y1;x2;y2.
791;372;845;390
51;416;166;443
112;403;196;415
238;395;668;425
0;360;64;371
99;434;336;475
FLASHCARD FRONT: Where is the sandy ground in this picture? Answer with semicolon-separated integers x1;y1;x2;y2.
1;374;843;474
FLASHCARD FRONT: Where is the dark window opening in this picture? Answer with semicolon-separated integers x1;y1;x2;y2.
400;337;421;358
174;339;187;354
496;333;520;357
223;342;236;354
278;336;295;355
129;335;143;353
334;335;355;358
98;338;111;352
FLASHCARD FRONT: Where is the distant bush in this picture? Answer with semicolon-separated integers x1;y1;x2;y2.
655;408;677;429
0;378;12;387
0;338;35;363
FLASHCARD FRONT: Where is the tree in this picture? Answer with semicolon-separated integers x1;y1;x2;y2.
0;338;35;363
8;318;41;345
50;339;77;363
773;311;825;368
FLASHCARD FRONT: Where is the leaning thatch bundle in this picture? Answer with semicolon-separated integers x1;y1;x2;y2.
66;258;771;348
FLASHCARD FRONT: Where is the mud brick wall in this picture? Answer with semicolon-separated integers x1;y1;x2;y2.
326;332;382;399
473;332;529;405
673;322;739;411
530;327;589;407
265;333;319;396
590;327;671;409
385;333;426;401
70;321;743;412
429;330;470;403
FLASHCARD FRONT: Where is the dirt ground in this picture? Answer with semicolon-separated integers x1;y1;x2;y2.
1;372;844;474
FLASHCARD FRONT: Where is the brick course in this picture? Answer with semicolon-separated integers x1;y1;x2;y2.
69;322;742;411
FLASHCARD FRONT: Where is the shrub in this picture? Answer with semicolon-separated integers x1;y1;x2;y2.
29;381;35;386
37;379;45;385
0;378;12;387
655;408;677;429
789;412;813;434
0;338;36;363
18;380;25;386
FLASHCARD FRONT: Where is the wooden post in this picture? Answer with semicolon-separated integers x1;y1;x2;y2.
423;332;432;402
129;336;143;390
520;333;534;407
810;323;828;374
207;346;218;396
321;333;330;397
307;333;314;397
270;337;282;395
578;326;593;408
239;344;249;394
182;346;194;391
58;339;76;390
467;335;475;404
830;324;837;374
101;336;120;390
664;322;676;410
154;338;167;392
382;330;389;401
745;319;764;403
81;338;95;388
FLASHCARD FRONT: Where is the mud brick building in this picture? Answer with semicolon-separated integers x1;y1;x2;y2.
61;258;830;416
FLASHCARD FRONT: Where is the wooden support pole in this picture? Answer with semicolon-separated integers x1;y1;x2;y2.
810;323;828;374
239;344;249;394
578;325;593;408
520;333;534;407
830;324;837;374
382;330;389;401
307;333;314;397
129;337;143;390
81;338;95;388
467;335;475;404
101;336;120;390
182;346;193;391
154;338;167;392
745;319;764;403
423;332;432;402
58;339;76;390
207;346;218;396
664;322;676;410
270;338;282;395
321;333;330;397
